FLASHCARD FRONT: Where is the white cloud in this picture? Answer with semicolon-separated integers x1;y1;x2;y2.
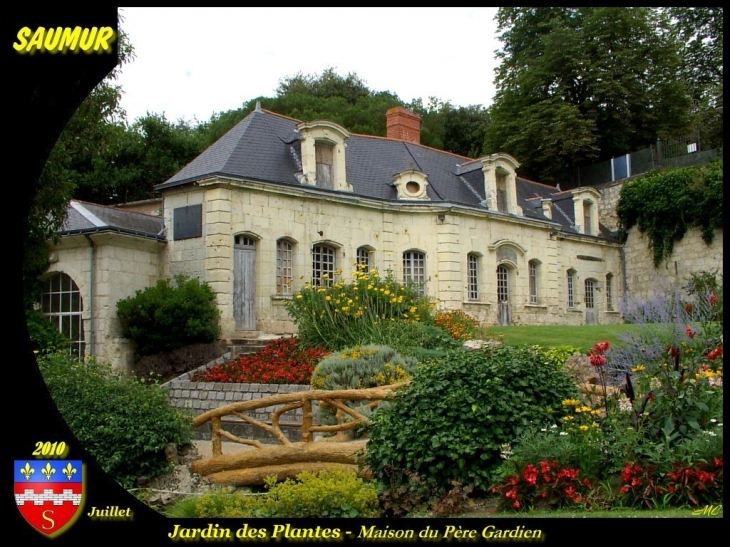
116;7;501;124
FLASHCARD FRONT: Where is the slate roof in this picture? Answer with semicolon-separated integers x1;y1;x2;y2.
156;108;615;241
58;200;165;240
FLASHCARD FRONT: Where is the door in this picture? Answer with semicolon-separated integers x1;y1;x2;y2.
234;236;256;330
497;265;511;326
585;279;596;325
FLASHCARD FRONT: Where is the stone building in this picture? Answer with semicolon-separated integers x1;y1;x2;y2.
44;106;625;371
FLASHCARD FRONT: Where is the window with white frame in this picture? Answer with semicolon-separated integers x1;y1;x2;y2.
403;251;426;296
356;247;371;272
312;244;336;287
41;272;85;356
529;260;539;304
276;239;294;295
585;279;595;309
467;254;479;301
466;253;479;302
606;273;614;311
567;269;576;308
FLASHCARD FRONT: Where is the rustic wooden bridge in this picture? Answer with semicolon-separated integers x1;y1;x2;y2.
190;383;403;486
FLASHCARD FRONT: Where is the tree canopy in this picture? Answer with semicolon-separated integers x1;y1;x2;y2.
484;7;694;184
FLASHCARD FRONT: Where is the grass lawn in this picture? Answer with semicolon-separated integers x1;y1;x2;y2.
486;324;641;353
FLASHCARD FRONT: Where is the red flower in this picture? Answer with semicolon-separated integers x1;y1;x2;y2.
513;500;521;509
709;294;719;306
686;326;695;339
685;304;694;314
668;485;675;493
589;353;606;367
713;457;723;468
594;340;610;354
668;346;680;359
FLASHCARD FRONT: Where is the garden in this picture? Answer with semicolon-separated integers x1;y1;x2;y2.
33;267;723;518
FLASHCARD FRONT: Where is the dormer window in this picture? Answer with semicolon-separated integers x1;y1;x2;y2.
480;153;522;216
393;169;430;200
571;187;602;235
297;120;352;192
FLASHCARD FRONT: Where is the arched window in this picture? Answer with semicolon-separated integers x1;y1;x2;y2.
567;269;576;309
356;246;372;272
41;272;85;356
276;239;294;295
312;244;336;287
403;250;426;296
467;253;479;301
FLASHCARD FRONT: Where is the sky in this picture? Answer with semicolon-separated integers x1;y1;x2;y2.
115;7;502;125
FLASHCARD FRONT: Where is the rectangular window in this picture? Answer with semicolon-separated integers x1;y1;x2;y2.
567;271;575;308
312;245;335;287
606;274;614;311
315;143;334;190
173;204;202;240
583;202;592;236
276;240;293;295
467;254;479;301
403;251;426;296
529;261;538;304
496;173;507;213
585;279;595;309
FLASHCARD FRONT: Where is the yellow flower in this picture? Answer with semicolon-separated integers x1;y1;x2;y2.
317;288;326;293
632;365;646;373
562;399;581;407
580;425;589;432
410;307;418;313
296;294;303;299
563;416;574;422
322;273;329;279
325;296;331;301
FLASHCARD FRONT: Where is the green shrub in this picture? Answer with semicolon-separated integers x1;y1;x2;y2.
377;320;461;355
534;345;583;367
433;310;480;340
26;308;71;353
364;346;581;493
38;352;193;488
286;267;435;351
311;345;418;390
116;275;221;357
311;345;419;438
193;468;380;518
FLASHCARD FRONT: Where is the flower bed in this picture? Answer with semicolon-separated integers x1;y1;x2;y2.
190;338;329;384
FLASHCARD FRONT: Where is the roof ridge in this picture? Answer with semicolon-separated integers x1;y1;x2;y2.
260;108;303;123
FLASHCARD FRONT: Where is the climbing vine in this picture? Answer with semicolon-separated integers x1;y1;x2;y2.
616;160;723;267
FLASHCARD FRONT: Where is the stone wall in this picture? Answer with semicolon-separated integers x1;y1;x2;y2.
598;178;724;300
163;354;314;443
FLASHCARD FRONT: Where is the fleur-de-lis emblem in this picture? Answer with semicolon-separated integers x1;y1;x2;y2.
41;463;56;480
62;462;77;480
20;462;35;481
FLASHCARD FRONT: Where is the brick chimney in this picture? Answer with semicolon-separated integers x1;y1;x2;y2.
386;107;421;144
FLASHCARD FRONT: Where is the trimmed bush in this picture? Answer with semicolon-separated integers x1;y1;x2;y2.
38;352;193;488
116;275;221;357
311;345;418;390
192;468;380;518
364;345;581;493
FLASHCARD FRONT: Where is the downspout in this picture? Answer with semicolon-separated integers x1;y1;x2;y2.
620;245;628;311
84;235;96;357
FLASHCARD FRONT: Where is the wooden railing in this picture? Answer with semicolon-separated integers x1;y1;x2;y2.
190;383;404;486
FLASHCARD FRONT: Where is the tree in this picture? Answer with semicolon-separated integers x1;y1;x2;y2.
23;18;135;306
484;7;692;184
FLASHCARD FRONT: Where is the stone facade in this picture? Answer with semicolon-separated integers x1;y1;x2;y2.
45;232;164;371
161;179;623;338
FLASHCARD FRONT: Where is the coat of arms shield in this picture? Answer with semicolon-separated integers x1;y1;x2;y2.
15;460;84;537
